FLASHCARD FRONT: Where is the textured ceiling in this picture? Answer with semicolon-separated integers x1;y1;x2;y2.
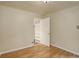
0;1;79;15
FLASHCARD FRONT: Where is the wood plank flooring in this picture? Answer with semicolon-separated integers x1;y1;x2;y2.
0;43;79;58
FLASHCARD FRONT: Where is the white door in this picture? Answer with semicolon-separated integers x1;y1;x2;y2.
40;17;50;46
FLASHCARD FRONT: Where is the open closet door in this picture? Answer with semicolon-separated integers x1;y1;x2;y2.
40;17;50;46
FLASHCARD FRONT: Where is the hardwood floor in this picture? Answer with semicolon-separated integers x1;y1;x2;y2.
0;43;79;58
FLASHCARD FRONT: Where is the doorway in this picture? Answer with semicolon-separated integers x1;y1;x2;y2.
34;17;50;46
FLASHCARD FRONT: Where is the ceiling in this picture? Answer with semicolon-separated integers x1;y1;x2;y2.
0;1;79;16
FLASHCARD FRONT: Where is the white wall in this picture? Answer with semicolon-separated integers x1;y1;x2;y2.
45;5;79;55
0;6;37;53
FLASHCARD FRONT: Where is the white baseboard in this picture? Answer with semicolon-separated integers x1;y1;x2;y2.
51;43;79;56
0;44;33;55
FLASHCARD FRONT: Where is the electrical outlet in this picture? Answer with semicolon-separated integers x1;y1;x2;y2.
77;25;79;29
32;42;34;43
